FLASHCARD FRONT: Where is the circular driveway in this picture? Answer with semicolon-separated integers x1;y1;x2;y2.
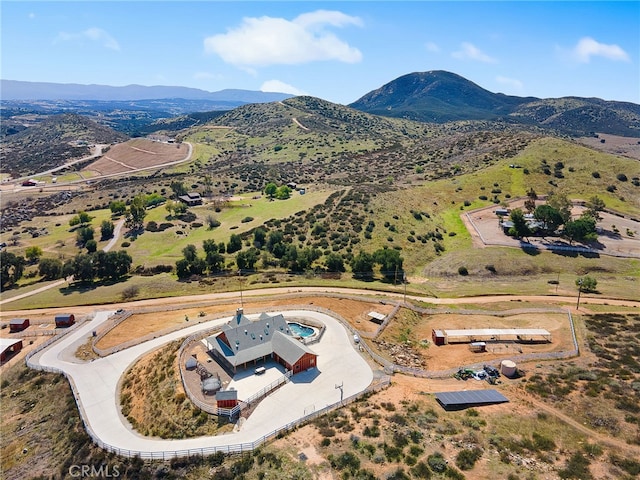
28;309;373;457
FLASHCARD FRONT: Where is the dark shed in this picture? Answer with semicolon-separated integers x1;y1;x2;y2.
55;314;75;328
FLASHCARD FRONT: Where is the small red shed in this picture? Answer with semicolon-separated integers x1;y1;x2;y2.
55;314;75;328
9;318;30;332
216;389;239;409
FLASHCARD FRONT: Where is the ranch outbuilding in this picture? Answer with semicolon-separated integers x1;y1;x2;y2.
9;318;30;332
0;338;23;362
432;328;551;345
55;314;75;328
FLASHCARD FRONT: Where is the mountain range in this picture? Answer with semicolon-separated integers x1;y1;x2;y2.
350;71;640;136
3;72;639;138
1;79;292;103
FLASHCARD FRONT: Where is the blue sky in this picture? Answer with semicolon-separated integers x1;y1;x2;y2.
2;1;638;104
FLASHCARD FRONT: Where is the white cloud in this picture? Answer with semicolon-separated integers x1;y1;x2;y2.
204;10;362;67
571;37;629;63
55;27;120;51
260;80;307;96
425;42;440;53
452;42;497;63
28;12;36;19
496;76;524;91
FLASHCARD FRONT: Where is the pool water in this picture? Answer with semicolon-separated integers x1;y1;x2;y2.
287;322;315;338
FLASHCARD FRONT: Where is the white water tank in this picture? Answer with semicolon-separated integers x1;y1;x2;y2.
501;360;517;377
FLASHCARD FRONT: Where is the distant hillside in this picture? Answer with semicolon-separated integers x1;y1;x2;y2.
1;114;128;177
193;95;539;191
350;71;640;136
1;80;293;103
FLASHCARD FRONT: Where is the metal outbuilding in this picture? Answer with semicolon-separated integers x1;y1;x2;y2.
9;318;30;332
55;314;75;328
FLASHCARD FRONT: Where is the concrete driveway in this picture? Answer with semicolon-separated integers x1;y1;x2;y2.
28;309;373;457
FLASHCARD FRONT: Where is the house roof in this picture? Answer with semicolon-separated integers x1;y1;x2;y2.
442;328;551;339
206;312;316;368
271;331;315;365
10;318;28;325
55;314;74;320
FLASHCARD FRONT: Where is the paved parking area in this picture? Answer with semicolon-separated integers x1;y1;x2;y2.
28;309;373;456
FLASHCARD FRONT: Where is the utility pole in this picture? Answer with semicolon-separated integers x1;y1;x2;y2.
403;273;407;305
576;278;583;310
238;270;244;309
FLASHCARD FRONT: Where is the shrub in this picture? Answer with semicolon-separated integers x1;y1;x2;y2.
241;216;254;223
427;452;447;473
617;173;628;182
458;266;469;276
592;171;600;178
121;241;130;247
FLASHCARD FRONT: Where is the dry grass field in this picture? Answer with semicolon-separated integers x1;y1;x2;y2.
82;138;189;176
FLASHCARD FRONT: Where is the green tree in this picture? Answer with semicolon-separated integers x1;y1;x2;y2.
72;253;95;283
175;259;191;279
253;228;267;248
524;187;538;213
264;182;277;199
325;252;345;272
266;231;285;255
25;246;43;263
126;194;147;231
0;251;25;289
576;275;597;293
100;220;115;241
373;248;404;282
85;239;98;253
546;191;572;223
227;234;242;254
109;200;126;215
508;208;531;238
38;257;63;280
564;216;597;244
203;239;223;272
76;226;95;247
69;211;92;227
170;180;187;198
182;244;198;262
534;204;564;235
585;195;605;222
236;248;259;271
275;185;292;200
350;251;375;280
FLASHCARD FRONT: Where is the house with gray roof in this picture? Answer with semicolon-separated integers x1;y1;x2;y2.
205;309;317;375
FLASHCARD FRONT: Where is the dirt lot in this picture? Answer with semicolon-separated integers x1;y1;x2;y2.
94;296;396;351
82;138;189;176
465;198;640;257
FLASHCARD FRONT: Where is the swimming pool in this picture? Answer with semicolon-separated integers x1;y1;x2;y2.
287;322;315;338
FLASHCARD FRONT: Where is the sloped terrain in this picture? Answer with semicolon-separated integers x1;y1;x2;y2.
1;113;128;177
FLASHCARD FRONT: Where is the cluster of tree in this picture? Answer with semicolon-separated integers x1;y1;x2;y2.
508;191;604;244
38;250;132;283
350;248;404;282
175;241;227;279
264;182;292;200
1;251;26;289
69;211;92;227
